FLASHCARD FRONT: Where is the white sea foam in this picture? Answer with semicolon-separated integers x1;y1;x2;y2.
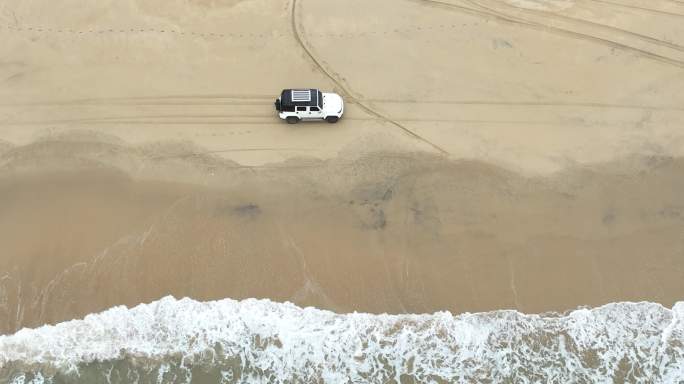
1;297;683;383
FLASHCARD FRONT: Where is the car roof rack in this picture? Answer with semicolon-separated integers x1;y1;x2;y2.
291;90;312;102
280;89;321;107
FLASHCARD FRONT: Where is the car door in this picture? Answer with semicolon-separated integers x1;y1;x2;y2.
296;106;307;119
307;106;324;120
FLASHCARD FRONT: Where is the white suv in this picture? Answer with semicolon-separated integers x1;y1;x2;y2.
274;89;344;124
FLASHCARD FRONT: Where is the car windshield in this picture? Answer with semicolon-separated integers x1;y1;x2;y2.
318;91;323;108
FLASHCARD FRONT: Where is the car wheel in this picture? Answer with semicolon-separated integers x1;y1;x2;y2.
286;116;300;124
325;116;339;123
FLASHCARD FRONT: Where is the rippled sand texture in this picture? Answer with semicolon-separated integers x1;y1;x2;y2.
1;0;684;334
1;0;684;172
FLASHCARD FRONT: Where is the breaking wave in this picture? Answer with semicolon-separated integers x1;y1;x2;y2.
1;296;683;383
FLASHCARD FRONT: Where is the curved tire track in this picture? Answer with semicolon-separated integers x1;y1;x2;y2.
465;0;684;64
586;0;684;18
290;0;449;155
410;0;684;69
480;0;684;53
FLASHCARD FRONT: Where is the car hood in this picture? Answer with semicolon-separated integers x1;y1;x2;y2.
322;93;344;115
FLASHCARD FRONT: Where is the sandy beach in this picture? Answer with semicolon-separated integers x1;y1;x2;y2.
1;0;684;337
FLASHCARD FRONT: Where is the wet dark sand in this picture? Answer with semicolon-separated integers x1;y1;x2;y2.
1;138;683;334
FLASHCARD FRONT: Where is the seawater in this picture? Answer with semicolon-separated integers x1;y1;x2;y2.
1;296;683;383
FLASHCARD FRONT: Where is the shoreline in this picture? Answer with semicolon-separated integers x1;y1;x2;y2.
2;295;682;383
2;0;684;347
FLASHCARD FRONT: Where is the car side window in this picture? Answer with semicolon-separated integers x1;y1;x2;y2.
283;105;295;112
296;106;306;112
310;107;320;112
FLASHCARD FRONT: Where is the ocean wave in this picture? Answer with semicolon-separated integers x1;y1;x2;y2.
1;296;683;383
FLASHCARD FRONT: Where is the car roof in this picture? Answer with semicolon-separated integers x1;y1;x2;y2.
280;89;321;107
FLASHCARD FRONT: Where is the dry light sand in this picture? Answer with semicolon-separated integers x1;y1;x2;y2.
1;0;684;334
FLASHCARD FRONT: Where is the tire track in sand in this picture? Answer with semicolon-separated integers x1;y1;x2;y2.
0;95;272;107
585;0;684;18
464;0;684;62
370;99;684;112
478;0;684;53
409;0;684;69
3;95;684;112
290;0;449;155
